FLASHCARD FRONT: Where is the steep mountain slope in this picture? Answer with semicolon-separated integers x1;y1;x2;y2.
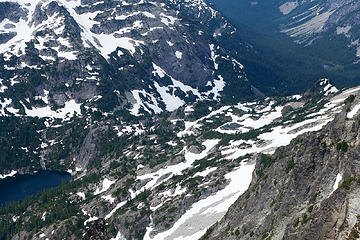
0;0;256;174
206;0;360;91
1;0;359;239
278;0;360;46
1;79;358;240
202;86;360;239
0;0;250;119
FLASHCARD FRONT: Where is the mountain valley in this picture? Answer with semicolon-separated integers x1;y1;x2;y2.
0;0;360;239
207;0;360;91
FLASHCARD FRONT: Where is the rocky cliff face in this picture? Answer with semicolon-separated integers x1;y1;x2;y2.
202;87;360;239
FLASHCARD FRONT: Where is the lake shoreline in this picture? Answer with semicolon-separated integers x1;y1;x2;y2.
0;170;71;206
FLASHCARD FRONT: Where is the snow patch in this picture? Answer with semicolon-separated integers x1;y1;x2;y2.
194;167;217;178
144;161;255;240
205;75;225;100
102;194;116;204
0;79;8;93
160;13;178;26
94;178;116;195
328;173;342;197
160;185;187;198
57;0;143;59
175;51;182;59
23;99;82;120
41;212;47;221
279;1;299;15
76;192;86;200
209;44;219;70
105;201;127;220
136;139;220;194
154;82;184;111
0;170;17;179
84;216;99;226
347;103;360;119
130;89;162;116
320;79;338;96
110;231;126;240
12;215;19;222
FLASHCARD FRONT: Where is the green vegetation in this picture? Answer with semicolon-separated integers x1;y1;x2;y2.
285;158;295;174
341;177;355;190
1;180;83;238
46;117;90;171
301;213;309;224
260;154;275;168
293;217;300;228
336;141;349;153
0;117;44;171
204;120;276;146
261;232;269;239
349;229;360;239
307;205;314;214
200;226;215;240
348;215;360;240
270;199;275;207
278;192;286;202
347;95;356;104
188;101;213;119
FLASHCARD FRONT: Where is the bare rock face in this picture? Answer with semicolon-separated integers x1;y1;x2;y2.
188;145;201;154
84;218;110;240
75;125;107;170
203;95;360;240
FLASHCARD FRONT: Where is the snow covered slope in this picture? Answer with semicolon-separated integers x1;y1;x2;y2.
0;0;249;117
4;78;356;240
278;0;360;53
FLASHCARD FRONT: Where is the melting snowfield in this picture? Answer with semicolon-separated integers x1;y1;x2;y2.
136;139;220;195
141;85;360;240
24;99;82;120
94;178;116;195
282;6;336;42
144;162;255;240
347;102;360;119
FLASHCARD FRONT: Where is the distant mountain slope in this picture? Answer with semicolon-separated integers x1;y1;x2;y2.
0;0;251;118
206;0;360;92
278;0;360;45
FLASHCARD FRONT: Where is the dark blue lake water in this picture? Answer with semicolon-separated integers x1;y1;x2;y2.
0;170;71;206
